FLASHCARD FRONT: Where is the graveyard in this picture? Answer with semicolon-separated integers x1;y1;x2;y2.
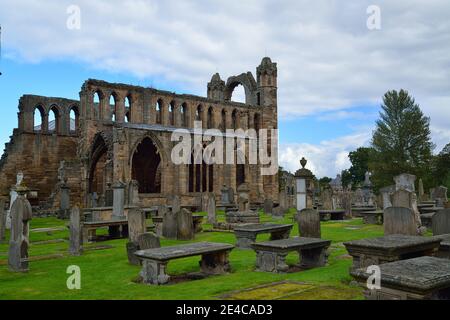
0;209;387;300
1;2;450;303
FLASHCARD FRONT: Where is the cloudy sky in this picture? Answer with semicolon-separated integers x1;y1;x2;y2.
0;0;449;178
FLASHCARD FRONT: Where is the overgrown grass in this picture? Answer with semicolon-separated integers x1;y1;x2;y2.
0;210;384;300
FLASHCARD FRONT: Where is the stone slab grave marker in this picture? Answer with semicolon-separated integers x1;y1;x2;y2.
207;193;216;224
297;209;321;238
0;199;6;241
8;185;32;272
126;208;147;265
177;209;194;241
69;206;82;256
162;208;177;239
384;207;417;236
137;232;161;250
432;209;450;236
432;186;448;207
171;195;181;215
264;199;273;215
6;171;24;229
221;185;230;204
59;183;71;219
391;189;422;234
321;189;333;210
128;180;140;206
112;181;126;218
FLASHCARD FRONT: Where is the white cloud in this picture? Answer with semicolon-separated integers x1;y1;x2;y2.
279;130;372;178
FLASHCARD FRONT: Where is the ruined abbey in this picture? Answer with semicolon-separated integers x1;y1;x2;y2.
0;57;279;212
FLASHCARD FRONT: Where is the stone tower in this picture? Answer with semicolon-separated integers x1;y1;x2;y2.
257;57;277;108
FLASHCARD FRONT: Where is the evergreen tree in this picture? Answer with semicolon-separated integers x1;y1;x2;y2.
370;90;434;189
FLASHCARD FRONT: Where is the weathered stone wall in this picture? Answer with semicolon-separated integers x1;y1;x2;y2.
0;130;79;205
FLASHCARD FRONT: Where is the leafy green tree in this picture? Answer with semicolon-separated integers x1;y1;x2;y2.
347;147;374;188
341;169;353;189
318;177;332;190
370;90;434;189
432;143;450;189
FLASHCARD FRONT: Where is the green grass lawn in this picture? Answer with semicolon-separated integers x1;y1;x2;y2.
0;210;384;300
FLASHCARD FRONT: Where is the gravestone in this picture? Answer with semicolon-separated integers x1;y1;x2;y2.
105;185;113;207
432;209;450;236
8;186;32;272
98;194;105;207
177;209;194;241
128;208;146;244
158;205;168;217
69;207;82;256
221;185;230;204
0;199;6;241
7;171;24;229
297;209;321;238
391;189;423;233
112;181;126;218
341;191;352;218
126;242;141;265
202;193;209;212
418;179;425;203
128;180;140;206
207;193;216;224
228;187;235;204
431;186;448;207
272;205;286;219
384;207;417;236
171;195;181;215
91;192;98;208
353;187;364;207
162;209;178;239
322;189;333;210
59;183;71;219
394;173;416;192
264;199;273;215
379;185;395;209
137;232;161;250
237;183;250;212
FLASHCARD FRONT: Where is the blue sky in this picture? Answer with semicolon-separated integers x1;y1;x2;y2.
1;0;450;178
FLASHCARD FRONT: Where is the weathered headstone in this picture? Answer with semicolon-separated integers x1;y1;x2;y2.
8;186;32;272
59;183;71;219
394;173;416;192
237;183;250;212
431;186;448;207
171;195;181;215
177;209;194;241
105;186;113;207
391;188;423;232
0;199;6;241
128;180;140;206
221;185;230;204
379;185;395;209
207;193;216;224
353;187;364;207
91;192;98;208
128;208;146;244
126;242;141;265
137;232;161;250
341;191;352;219
162;209;177;239
384;207;417;236
112;181;125;217
432;209;450;236
418;178;425;203
321;189;333;210
69;206;82;256
201;193;209;212
158;205;168;217
297;209;321;238
264;199;273;215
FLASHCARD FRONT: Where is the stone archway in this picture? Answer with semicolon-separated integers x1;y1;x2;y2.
131;137;162;194
224;72;257;105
